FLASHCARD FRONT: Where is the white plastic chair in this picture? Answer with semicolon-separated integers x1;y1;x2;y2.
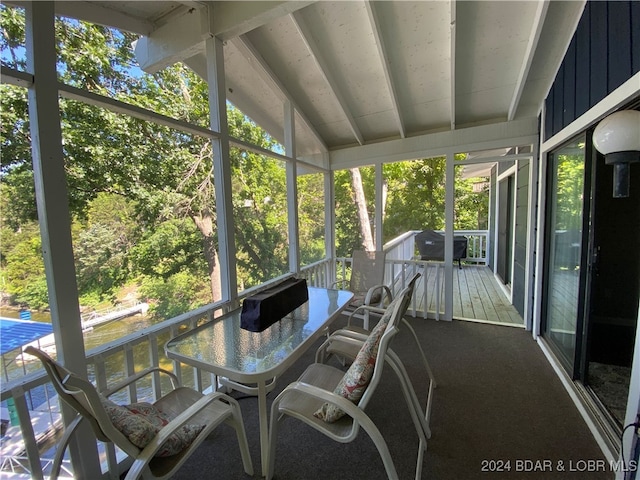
326;272;436;407
266;285;427;480
24;346;253;480
317;272;436;480
332;250;391;329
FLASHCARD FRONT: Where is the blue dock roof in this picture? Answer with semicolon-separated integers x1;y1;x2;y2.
0;318;53;356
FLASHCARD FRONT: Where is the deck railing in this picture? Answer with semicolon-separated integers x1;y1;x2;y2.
0;302;223;479
0;230;486;478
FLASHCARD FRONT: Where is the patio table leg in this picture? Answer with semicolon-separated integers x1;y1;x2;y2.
258;380;269;477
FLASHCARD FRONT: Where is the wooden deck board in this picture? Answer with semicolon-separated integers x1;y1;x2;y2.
413;264;523;326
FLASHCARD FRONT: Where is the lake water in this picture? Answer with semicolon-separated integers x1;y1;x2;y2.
0;308;164;409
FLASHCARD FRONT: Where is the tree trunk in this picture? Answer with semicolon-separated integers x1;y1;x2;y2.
192;211;222;302
350;168;375;251
381;177;388;237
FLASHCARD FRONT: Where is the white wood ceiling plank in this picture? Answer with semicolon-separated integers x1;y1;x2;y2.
231;35;328;152
455;1;539;125
244;16;346;137
365;1;405;139
374;2;451;135
185;52;285;148
290;10;365;145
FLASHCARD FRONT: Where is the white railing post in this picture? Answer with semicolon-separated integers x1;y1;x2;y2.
12;388;43;480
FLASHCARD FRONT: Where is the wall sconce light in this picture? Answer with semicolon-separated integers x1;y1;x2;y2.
592;110;640;198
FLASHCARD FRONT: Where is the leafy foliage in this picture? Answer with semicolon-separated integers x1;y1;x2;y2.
138;271;210;319
131;218;205;278
554;152;585;231
382;159;447;240
231;146;288;288
297;172;326;266
1;226;48;308
334;159;490;256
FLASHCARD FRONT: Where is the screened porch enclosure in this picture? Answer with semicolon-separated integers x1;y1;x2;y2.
2;1;637;479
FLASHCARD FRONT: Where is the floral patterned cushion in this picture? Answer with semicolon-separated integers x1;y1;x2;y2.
314;307;393;423
102;399;204;457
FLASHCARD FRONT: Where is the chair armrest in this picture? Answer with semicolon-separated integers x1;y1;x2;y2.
102;367;180;397
330;330;368;342
324;335;366;363
364;284;392;306
330;279;349;289
315;331;367;363
346;304;386;328
347;304;383;321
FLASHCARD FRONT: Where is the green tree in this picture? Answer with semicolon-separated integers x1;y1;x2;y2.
230;143;288;287
1;227;48;308
334;167;376;256
556;154;585;231
1;9;284;309
382;158;447;241
297;172;326;265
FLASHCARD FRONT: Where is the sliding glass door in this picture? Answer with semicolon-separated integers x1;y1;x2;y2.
543;135;587;373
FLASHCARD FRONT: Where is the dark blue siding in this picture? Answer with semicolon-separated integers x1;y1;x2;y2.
608;1;633;92
633;1;640;73
575;10;590;118
563;39;577;126
545;1;638;140
589;1;608;108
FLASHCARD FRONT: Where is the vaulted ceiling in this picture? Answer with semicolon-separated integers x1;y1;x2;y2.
26;1;587;167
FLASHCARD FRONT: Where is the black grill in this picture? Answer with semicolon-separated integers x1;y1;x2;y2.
415;230;467;268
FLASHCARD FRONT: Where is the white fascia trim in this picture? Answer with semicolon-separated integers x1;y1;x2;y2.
496;165;517;182
537;0;588;114
326;117;539;170
459;153;533;166
54;0;155;36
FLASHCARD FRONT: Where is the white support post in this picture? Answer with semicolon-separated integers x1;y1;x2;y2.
533;104;549;340
375;163;384;250
284;100;300;274
24;2;101;477
444;151;455;321
524;142;539;332
325;161;336;283
205;34;237;301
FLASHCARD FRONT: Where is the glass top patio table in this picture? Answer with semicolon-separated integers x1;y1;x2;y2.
165;286;354;384
165;286;353;476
